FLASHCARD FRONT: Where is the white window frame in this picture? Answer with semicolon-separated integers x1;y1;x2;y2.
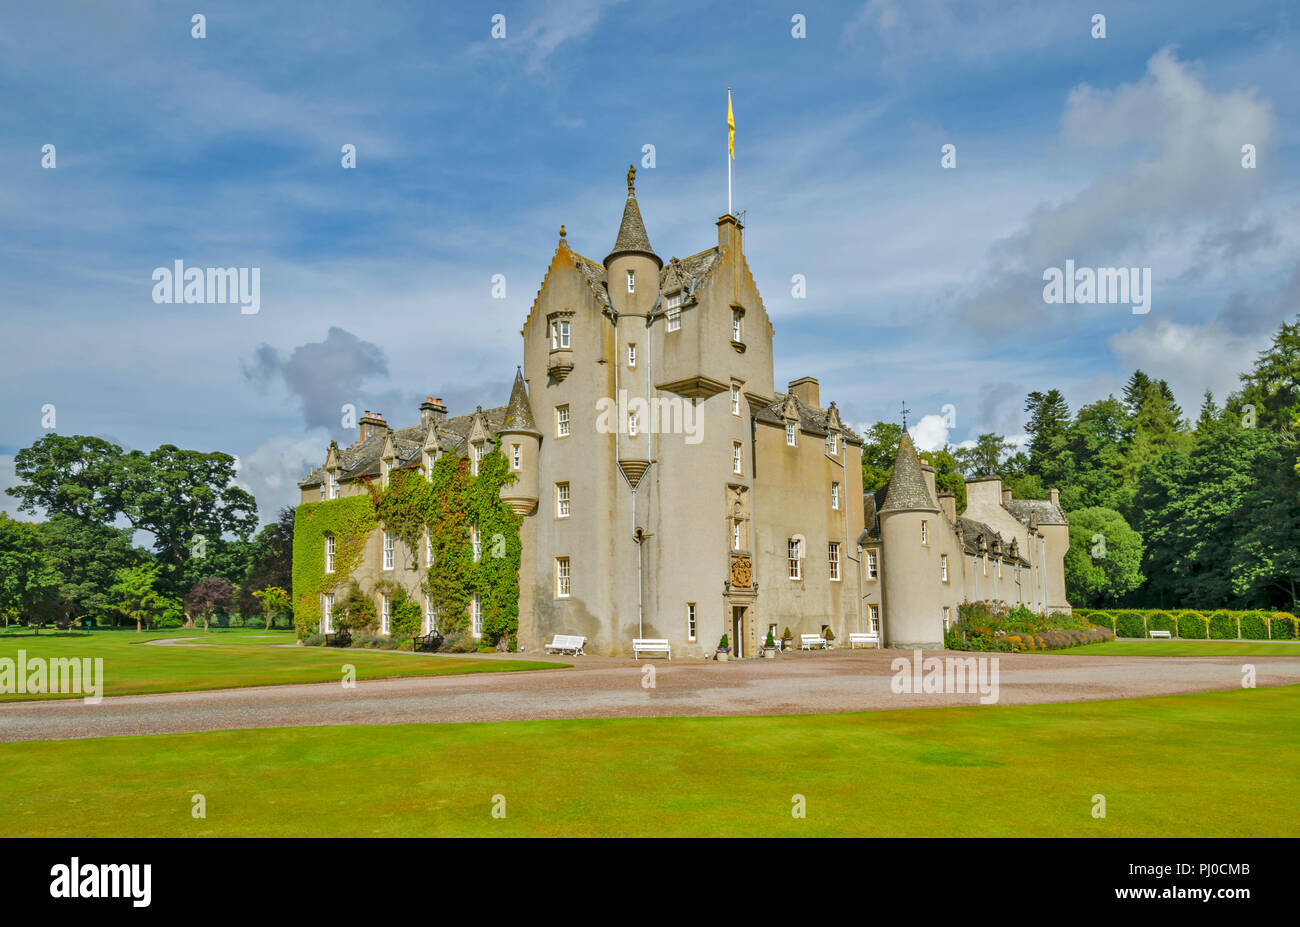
869;604;880;634
425;531;433;567
731;385;741;416
471;525;481;563
867;549;879;580
556;404;570;437
921;520;929;545
511;444;521;470
686;603;697;642
831;482;840;510
556;482;570;519
786;423;796;446
628;413;639;437
788;538;802;580
329;472;339;499
426;593;435;633
732;310;742;342
826;433;838;456
471;592;483;638
732;519;742;551
666;307;681;332
627;270;635;293
940;553;949;582
828;541;841;581
556;557;571;598
380;594;391;635
943;606;952;630
382;532;395;570
732;442;743;475
628;343;636;367
322;593;334;634
324;535;335;574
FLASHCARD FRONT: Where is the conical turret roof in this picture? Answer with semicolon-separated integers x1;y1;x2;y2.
880;431;939;513
605;165;661;268
501;367;539;433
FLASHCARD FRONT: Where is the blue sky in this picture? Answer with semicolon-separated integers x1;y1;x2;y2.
2;0;1298;524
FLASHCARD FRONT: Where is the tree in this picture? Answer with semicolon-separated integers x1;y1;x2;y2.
860;421;903;493
1064;397;1129;511
40;515;143;625
6;434;126;523
1233;315;1300;432
109;563;167;633
1024;389;1074;488
955;433;1016;478
335;581;377;633
0;514;64;630
252;585;291;631
184;576;237;631
920;446;966;511
240;506;294;619
1063;507;1145;606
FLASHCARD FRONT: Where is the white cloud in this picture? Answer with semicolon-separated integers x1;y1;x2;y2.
910;414;951;452
235;434;329;526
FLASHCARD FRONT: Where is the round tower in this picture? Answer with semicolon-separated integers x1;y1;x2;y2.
498;367;541;515
878;431;945;649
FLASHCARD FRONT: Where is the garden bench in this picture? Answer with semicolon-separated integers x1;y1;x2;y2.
633;638;671;660
545;634;586;655
324;629;352;648
800;633;830;650
1149;630;1172;639
848;632;879;649
413;630;444;652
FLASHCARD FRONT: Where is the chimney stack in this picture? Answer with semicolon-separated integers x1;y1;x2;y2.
359;410;388;441
1048;488;1060;507
420;396;448;426
938;489;956;524
787;377;820;409
1002;488;1013;503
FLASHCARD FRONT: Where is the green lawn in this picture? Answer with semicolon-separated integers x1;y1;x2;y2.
0;628;564;700
1;685;1295;836
1058;639;1300;657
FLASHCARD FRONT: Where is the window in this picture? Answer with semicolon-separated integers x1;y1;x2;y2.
471;526;481;563
788;538;802;580
471;592;483;637
921;520;929;545
982;555;988;576
731;385;741;415
380;594;391;635
686;604;697;642
556;482;570;518
786;423;796;446
425;531;433;567
1016;563;1022;582
826;433;838;456
998;558;1003;579
627;344;636;367
556;557;571;598
381;460;390;488
550;320;571;349
869;604;880;634
426;594;435;632
867;550;879;580
943;606;952;630
328;472;339;499
556;405;570;437
322;593;334;634
828;542;841;581
940;553;949;582
831;482;840;510
628;412;639;437
732;442;743;475
732;310;742;342
511;444;521;470
732;520;742;550
320;481;326;501
324;535;335;573
667;307;681;331
472;442;486;476
383;532;394;570
627;270;635;293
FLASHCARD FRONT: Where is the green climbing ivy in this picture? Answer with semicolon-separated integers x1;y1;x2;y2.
292;494;378;637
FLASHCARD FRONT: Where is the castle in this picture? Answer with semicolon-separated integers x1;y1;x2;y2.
296;168;1070;655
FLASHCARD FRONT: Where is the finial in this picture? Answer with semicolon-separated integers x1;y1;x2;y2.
627;164;636;195
900;400;911;430
559;224;566;238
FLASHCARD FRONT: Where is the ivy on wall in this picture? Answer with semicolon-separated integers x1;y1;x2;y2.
292;440;521;644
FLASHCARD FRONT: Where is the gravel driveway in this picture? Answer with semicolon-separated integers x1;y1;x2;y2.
2;649;1296;742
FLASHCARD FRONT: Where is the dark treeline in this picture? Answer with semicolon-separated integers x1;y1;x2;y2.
861;315;1300;610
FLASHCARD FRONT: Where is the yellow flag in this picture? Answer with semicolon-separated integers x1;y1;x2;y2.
727;89;735;160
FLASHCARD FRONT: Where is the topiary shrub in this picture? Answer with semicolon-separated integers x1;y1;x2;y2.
1238;610;1268;641
1208;610;1238;640
1147;611;1176;636
1269;612;1298;640
1090;610;1115;631
1177;612;1208;639
1115;613;1145;638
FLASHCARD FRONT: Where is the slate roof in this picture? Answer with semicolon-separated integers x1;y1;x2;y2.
607;193;659;265
956;517;1030;564
1004;498;1068;528
879;431;939;512
753;393;864;444
299;404;508;488
501;368;538;433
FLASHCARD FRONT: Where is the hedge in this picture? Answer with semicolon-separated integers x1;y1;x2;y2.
1208;610;1238;640
1004;626;1115;651
1270;613;1298;640
1147;611;1176;636
1177;612;1208;639
1239;611;1268;641
1115;613;1146;638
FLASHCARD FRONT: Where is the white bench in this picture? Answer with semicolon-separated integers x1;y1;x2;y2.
800;633;830;650
1149;630;1172;639
544;634;586;655
633;638;671;660
848;632;879;649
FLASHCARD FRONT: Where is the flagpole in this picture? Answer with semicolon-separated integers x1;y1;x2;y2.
727;87;733;216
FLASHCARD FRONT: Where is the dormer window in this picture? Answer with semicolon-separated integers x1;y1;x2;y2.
627;270;636;293
826;433;839;456
472;442;486;476
667;308;681;331
549;319;571;350
328;472;339;499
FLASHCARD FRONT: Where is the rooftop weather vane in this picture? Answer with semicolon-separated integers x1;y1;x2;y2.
900;401;911;430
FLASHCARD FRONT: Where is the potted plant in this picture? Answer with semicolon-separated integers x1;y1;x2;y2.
823;626;835;649
781;626;793;650
763;630;777;658
716;633;730;662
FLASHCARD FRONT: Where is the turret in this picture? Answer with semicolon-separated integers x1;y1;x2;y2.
498;368;541;515
878;431;944;648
